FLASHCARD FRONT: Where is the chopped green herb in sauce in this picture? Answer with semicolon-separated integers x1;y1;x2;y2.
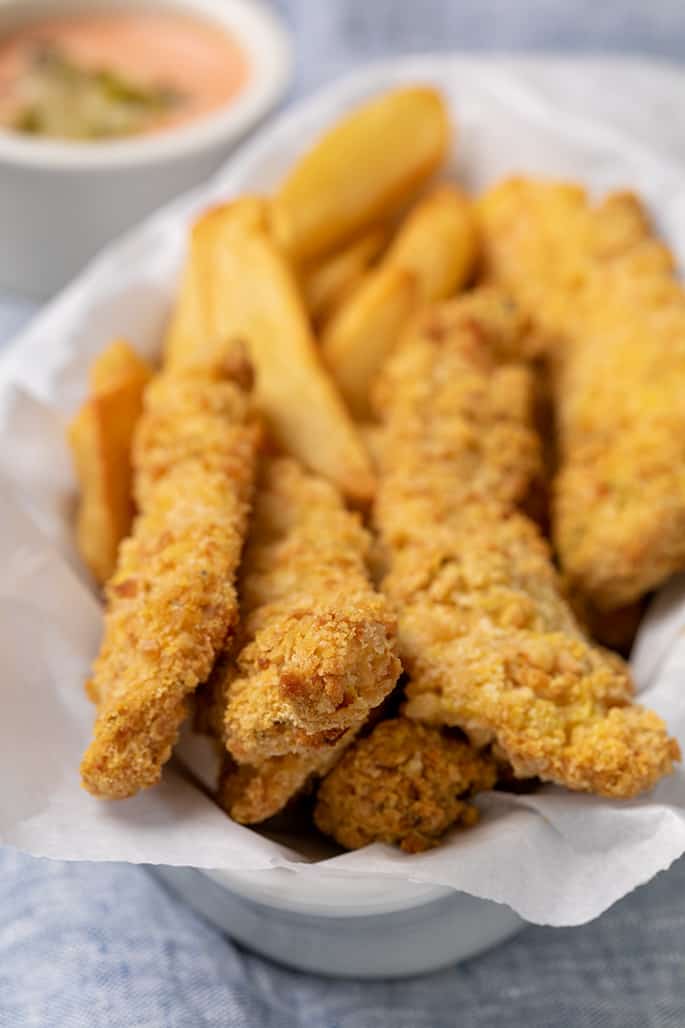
12;46;184;140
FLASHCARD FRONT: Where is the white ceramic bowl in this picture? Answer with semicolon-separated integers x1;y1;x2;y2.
0;0;291;299
155;866;524;978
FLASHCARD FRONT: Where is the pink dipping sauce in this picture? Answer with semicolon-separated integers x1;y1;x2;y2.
0;10;249;138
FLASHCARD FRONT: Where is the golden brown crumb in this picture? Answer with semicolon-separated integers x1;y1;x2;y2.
208;457;400;816
399;507;678;796
479;178;685;609
80;349;259;799
372;287;543;550
218;727;358;825
374;292;679;797
314;719;496;852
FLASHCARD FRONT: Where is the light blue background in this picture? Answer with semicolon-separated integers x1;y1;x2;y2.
3;2;685;1025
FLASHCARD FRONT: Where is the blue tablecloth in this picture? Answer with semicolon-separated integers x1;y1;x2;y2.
2;846;684;1028
3;2;685;1025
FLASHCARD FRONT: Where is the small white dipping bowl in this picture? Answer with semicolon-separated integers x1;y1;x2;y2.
154;866;524;978
0;0;291;299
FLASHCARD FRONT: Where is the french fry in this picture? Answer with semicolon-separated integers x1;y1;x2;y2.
322;186;479;416
68;340;152;585
302;227;388;326
322;266;419;418
164;198;267;371
163;250;205;368
273;86;449;264
188;199;375;504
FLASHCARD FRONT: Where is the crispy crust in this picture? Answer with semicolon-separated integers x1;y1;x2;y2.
374;291;679;797
80;351;258;799
399;507;678;796
479;178;685;608
209;457;401;817
372;287;543;549
314;719;496;853
218;727;358;825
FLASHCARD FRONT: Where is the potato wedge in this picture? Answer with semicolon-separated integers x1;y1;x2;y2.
302;227;388;326
69;341;152;584
164;198;267;371
190;199;375;504
163;251;206;369
273;86;449;264
384;185;478;299
322;266;418;419
322;186;479;416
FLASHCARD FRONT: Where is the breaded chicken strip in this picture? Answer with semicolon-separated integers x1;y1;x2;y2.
80;347;259;799
314;719;496;853
218;727;358;825
478;180;654;353
399;508;678;796
211;456;400;779
373;288;543;548
479;179;685;608
374;294;679;797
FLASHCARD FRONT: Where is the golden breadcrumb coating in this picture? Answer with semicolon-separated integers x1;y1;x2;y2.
80;348;259;799
212;457;400;770
478;180;654;351
479;179;685;608
218;727;358;825
374;292;679;797
372;287;542;549
314;719;496;853
399;508;678;795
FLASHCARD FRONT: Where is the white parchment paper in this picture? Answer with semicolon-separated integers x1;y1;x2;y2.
2;57;685;927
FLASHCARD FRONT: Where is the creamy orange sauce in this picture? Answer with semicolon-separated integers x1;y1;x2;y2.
0;11;249;139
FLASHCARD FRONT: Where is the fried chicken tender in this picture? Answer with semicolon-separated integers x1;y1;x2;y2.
373;288;543;548
479;179;685;609
478;180;654;352
210;457;400;809
374;292;679;797
314;719;496;852
218;727;358;825
80;347;259;799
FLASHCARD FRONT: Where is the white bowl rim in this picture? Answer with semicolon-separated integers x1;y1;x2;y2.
204;866;458;918
0;0;292;170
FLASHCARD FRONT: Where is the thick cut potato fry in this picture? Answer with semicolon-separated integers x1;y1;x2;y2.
163;252;205;369
164;198;267;372
322;186;479;416
385;186;478;298
302;227;388;326
273;86;450;263
68;340;152;585
322;266;419;418
180;199;375;504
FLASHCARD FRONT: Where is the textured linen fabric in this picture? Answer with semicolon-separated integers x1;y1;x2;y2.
1;846;684;1028
4;2;685;1025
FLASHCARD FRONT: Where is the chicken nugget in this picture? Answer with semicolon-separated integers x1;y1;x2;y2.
314;718;496;853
